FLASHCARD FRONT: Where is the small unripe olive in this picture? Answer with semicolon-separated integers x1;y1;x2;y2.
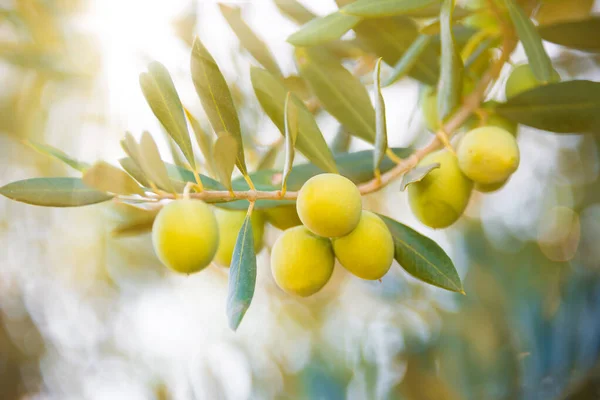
332;211;394;280
213;208;265;267
457;126;520;185
408;151;473;229
297;173;362;238
152;199;219;274
271;226;335;297
475;179;508;193
263;205;302;230
505;64;560;98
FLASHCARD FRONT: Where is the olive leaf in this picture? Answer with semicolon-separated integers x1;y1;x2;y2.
184;108;215;177
0;177;113;207
287;11;361;47
437;0;464;122
256;139;282;171
219;4;282;77
83;161;145;196
139;132;176;193
273;0;316;25
373;58;388;174
538;17;600;52
213;132;239;192
384;34;433;87
24;140;90;172
399;163;440;191
331;125;352;154
282;92;299;194
139;61;195;169
120;133;151;188
191;37;247;175
226;214;256;331
341;0;439;18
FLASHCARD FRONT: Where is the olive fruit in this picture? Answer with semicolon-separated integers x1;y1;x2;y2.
263;205;302;230
505;64;560;98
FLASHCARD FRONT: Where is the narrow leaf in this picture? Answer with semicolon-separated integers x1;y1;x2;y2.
83;161;145;196
213;132;238;191
191;37;247;175
373;58;388;172
342;0;438;17
184;108;215;177
496;80;600;133
139;132;176;192
504;0;555;82
538;17;600;52
399;163;440;191
287;11;361;47
384;34;433;87
331;125;352;153
119;156;151;188
250;67;338;173
0;177;113;207
282;92;299;193
219;4;282;77
120;133;152;188
296;47;375;143
380;215;464;293
140;62;195;168
437;0;463;122
25;140;90;172
273;0;316;25
226;215;256;330
256;140;282;171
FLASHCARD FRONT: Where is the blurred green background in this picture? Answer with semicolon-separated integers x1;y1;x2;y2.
2;0;600;399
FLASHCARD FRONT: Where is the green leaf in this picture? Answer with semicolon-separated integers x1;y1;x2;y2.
287;11;361;47
341;0;439;18
162;162;224;191
191;37;247;175
83;161;145;196
380;215;464;293
296;47;375;143
139;62;195;169
331;125;352;153
213;132;238;191
273;0;316;25
184;108;215;177
282;92;299;194
399;163;440;191
383;34;433;87
250;67;338;173
139;132;176;192
496;80;600;134
25;140;90;172
538;17;600;52
504;0;555;83
226;214;256;331
373;58;387;172
437;0;463;122
219;4;282;76
119;157;151;188
0;177;113;207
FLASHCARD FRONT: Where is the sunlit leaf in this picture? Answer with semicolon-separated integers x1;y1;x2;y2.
213;132;238;191
191;37;247;175
226;214;256;331
0;177;113;207
341;0;439;17
256;139;282;171
219;4;283;76
504;0;555;83
437;0;463;122
139;132;176;192
184;108;215;177
120;133;151;188
538;17;600;52
296;47;375;143
380;215;464;293
496;80;600;133
373;58;388;173
287;11;361;47
251;67;337;173
139;61;196;169
282;92;299;194
83;161;145;196
399;163;440;191
384;34;433;86
273;0;316;25
24;140;90;172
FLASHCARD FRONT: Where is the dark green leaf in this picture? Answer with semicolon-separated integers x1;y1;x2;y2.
437;0;463;121
287;11;361;47
504;0;555;82
384;34;433;86
250;67;337;173
538;17;600;52
83;161;145;196
341;0;439;18
213;132;238;191
496;80;600;133
273;0;316;25
226;215;256;331
25;140;90;172
184;108;215;177
296;47;375;143
373;58;387;172
380;215;464;293
191;37;247;175
219;4;282;76
0;177;113;207
140;62;195;169
282;92;299;193
399;163;440;191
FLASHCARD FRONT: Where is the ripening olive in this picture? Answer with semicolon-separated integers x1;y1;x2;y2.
213;208;265;267
457;126;520;185
263;205;302;230
505;64;560;98
152;199;219;274
408;151;473;229
297;173;362;238
271;226;335;297
332;211;394;280
475;179;508;193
